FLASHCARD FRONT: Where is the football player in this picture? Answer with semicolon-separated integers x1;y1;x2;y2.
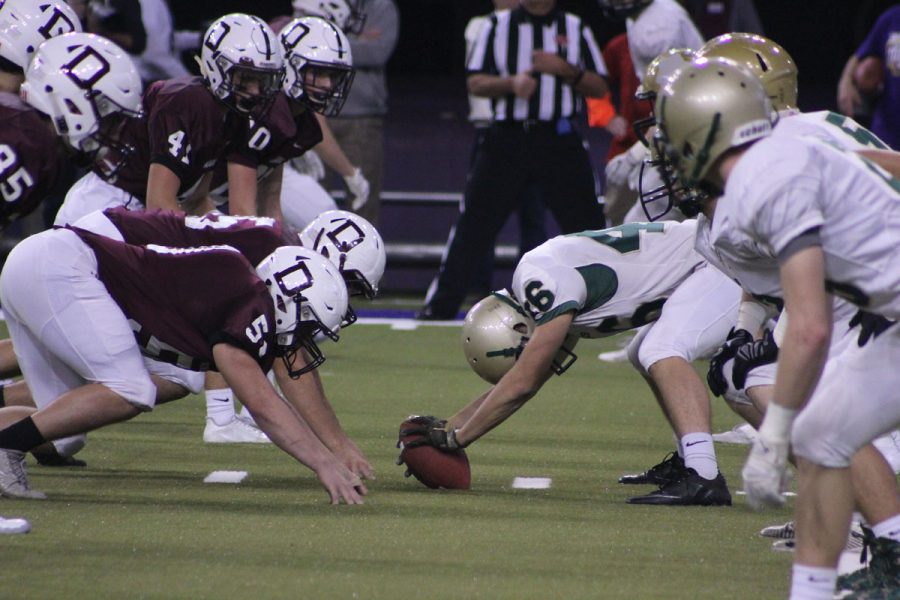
656;56;900;600
404;219;741;506
52;13;284;224
0;224;365;504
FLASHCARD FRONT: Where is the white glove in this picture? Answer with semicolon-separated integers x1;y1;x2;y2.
344;167;370;211
291;151;326;181
741;435;790;510
605;142;648;188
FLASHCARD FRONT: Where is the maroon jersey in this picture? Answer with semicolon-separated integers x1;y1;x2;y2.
0;92;61;227
96;77;230;202
209;94;323;200
96;206;290;267
69;227;277;372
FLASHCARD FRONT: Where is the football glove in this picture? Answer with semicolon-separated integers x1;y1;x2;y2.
741;435;789;510
706;328;753;397
731;329;779;390
399;415;461;452
344;168;370;211
848;310;896;347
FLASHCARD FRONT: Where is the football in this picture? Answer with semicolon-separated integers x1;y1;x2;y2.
855;56;884;95
398;419;472;490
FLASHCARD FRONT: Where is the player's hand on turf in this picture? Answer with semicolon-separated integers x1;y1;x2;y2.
741;435;789;510
337;441;376;481
399;415;461;452
731;329;779;389
511;72;537;99
706;328;753;396
316;460;367;505
848;310;895;347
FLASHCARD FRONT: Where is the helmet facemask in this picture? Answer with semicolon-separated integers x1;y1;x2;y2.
293;60;354;117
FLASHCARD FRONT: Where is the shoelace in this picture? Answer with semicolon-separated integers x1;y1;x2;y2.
5;452;30;490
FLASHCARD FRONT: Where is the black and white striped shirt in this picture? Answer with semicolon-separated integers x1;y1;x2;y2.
467;7;607;123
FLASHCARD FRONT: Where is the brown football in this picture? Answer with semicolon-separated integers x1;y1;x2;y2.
398;419;471;490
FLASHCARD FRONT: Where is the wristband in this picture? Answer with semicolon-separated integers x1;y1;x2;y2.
758;402;798;443
735;300;769;334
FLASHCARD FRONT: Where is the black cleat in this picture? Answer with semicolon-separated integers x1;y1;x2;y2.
618;452;686;485
627;469;732;506
33;452;87;468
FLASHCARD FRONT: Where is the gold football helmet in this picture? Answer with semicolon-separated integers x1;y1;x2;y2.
656;57;774;191
697;33;798;111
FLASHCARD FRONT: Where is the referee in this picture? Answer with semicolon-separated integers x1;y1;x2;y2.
418;0;609;320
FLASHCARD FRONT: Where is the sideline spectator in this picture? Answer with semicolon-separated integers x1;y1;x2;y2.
837;3;900;150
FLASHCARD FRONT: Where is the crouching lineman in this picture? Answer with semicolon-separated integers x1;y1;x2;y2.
402;219;742;506
655;56;900;599
0;225;365;504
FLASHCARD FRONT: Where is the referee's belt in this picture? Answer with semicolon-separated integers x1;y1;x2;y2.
493;118;574;134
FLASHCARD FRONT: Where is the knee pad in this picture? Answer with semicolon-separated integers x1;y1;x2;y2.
792;408;853;468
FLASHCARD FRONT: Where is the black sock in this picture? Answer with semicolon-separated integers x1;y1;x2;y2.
0;384;5;408
0;417;46;452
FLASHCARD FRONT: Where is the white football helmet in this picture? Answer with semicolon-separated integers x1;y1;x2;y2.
656;57;774;193
299;210;385;300
200;13;283;115
462;292;578;385
256;246;349;378
292;0;366;36
280;16;354;117
20;32;142;169
0;0;81;70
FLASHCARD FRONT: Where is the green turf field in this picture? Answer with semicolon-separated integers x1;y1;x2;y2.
0;320;795;599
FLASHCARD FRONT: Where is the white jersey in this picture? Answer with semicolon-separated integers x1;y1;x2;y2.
512;220;705;338
627;0;704;81
774;110;890;151
694;109;894;313
710;134;900;319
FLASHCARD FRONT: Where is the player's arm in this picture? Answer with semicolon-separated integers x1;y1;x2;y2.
275;353;374;480
837;54;862;116
312;113;356;178
257;164;285;222
768;245;832;424
213;342;365;504
145;163;184;212
226;161;259;217
451;312;575;447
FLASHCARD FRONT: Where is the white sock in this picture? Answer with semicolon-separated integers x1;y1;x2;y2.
680;432;718;480
873;514;900;541
790;564;836;600
205;388;235;426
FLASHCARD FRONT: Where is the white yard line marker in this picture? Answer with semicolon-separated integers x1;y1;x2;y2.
736;490;796;497
512;477;552;489
390;321;419;331
204;470;248;484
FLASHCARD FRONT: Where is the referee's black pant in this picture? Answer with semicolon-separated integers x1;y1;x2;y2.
422;119;606;318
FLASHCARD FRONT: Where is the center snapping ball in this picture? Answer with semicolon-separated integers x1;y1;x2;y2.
398;418;471;490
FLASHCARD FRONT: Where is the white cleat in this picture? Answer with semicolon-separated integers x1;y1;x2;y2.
0;449;47;500
712;423;758;445
203;417;271;444
0;516;31;534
